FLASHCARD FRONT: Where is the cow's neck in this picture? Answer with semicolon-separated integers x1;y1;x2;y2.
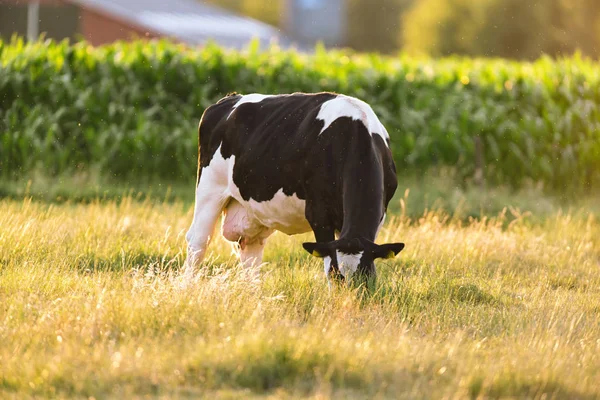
338;159;384;242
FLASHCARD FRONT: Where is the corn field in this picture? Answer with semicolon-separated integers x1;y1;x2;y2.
1;37;599;189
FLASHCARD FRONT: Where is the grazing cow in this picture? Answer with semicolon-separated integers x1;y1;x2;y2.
185;92;404;282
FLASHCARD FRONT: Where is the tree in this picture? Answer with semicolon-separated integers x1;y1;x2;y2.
346;0;411;53
402;0;600;59
402;0;493;56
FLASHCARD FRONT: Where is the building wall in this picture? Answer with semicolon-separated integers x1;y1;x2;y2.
80;8;158;46
285;0;346;47
0;0;159;46
0;1;79;42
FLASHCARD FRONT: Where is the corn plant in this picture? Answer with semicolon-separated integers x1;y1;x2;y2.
1;37;599;190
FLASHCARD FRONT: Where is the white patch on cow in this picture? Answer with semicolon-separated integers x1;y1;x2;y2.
336;251;364;277
229;186;311;236
316;95;389;144
227;93;273;119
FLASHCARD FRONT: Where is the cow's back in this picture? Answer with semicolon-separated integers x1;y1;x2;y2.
200;93;336;202
197;92;396;224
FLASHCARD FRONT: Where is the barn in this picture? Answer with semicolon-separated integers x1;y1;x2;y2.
0;0;297;49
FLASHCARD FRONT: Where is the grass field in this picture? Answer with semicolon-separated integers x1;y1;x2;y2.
1;184;600;399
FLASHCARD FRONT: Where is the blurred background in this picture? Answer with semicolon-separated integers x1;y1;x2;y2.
1;0;600;205
1;0;599;58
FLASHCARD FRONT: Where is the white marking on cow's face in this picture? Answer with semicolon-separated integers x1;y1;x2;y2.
336;251;364;278
228;93;273;119
316;95;389;144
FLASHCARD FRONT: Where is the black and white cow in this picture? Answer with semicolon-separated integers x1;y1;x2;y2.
185;92;404;282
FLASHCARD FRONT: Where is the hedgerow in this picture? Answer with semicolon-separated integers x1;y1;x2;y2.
1;37;599;189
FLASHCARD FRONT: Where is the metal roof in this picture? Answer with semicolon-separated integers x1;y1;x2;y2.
71;0;298;49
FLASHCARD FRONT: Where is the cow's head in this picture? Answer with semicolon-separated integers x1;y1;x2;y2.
302;238;404;284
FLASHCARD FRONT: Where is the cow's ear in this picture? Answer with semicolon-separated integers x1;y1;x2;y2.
371;243;405;259
302;242;333;258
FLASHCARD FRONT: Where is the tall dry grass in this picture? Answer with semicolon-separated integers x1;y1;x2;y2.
1;196;599;398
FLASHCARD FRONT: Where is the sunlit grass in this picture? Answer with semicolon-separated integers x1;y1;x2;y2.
1;195;599;398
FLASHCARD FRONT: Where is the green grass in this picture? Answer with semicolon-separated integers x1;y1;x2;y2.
2;170;599;219
1;187;600;399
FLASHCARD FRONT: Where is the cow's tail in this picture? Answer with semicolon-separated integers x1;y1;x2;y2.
196;115;204;188
196;94;241;187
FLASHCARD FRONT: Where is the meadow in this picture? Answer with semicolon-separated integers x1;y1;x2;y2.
2;38;600;398
1;181;599;399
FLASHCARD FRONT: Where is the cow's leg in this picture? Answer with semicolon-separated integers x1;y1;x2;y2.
305;200;336;276
185;153;231;269
237;229;273;268
310;227;336;276
185;192;229;267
